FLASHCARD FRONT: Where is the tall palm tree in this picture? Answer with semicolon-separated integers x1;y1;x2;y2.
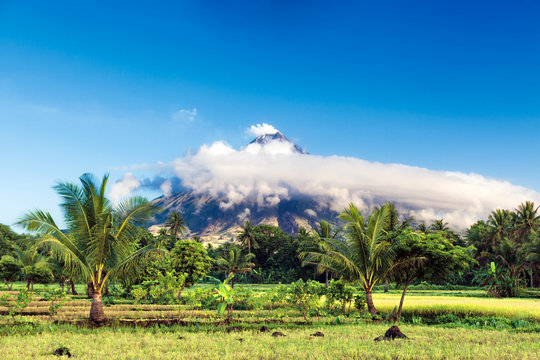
315;204;400;314
514;201;540;241
166;211;187;241
487;209;511;246
430;219;449;232
299;220;341;287
215;246;255;288
18;173;159;322
237;220;258;254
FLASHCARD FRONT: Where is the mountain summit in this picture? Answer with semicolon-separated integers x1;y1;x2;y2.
249;131;309;154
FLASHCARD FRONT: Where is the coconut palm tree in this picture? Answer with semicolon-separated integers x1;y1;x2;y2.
18;173;159;322
315;204;401;314
299;220;341;287
429;219;449;232
237;220;258;254
166;211;187;241
215;246;255;288
487;209;511;246
514;201;540;241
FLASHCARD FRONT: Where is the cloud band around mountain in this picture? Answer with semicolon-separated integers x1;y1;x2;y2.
111;125;540;229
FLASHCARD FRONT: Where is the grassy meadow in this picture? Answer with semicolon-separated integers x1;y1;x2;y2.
0;283;539;359
1;323;538;359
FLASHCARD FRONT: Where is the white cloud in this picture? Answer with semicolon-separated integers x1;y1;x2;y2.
160;180;173;198
120;125;540;230
247;123;279;137
237;208;251;221
108;173;141;205
305;209;318;217
172;108;197;122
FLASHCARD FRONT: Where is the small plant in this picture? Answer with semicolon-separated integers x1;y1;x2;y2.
131;287;148;305
285;279;322;322
0;288;33;323
212;274;236;324
41;288;68;318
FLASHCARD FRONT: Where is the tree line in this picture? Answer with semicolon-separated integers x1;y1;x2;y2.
1;173;539;323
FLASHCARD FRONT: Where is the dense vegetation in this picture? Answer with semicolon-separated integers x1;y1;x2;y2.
1;173;539;358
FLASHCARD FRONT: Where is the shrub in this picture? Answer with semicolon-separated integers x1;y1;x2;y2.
326;279;355;312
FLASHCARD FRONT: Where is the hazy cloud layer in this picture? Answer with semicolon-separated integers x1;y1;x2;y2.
172;108;197;122
120;125;540;229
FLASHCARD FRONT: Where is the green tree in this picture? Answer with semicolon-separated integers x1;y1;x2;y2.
0;255;22;290
17;173;159;322
429;219;449;232
319;204;402;314
390;231;474;321
215;246;255;287
299;220;341;287
237;220;257;254
166;211;187;242
170;239;213;299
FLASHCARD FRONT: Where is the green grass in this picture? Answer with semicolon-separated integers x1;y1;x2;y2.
0;323;538;359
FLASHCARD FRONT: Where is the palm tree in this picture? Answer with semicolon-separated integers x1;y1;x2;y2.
417;223;429;234
514;201;540;241
487;209;511;246
430;219;449;232
166;211;186;241
18;173;159;322
237;220;258;254
315;204;400;314
215;246;255;288
299;220;341;287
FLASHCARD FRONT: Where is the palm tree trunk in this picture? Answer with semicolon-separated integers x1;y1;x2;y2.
90;288;105;322
396;277;414;322
70;278;78;295
384;281;389;293
26;279;31;290
325;270;329;288
365;289;378;314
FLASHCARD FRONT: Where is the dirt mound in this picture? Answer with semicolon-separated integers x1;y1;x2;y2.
374;325;408;342
310;331;324;337
53;346;72;357
272;331;286;337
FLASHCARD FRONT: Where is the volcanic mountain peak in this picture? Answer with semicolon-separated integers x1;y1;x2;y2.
249;131;309;154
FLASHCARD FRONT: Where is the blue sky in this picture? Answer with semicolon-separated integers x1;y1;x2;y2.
1;1;539;228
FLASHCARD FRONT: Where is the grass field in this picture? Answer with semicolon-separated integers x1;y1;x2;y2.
0;324;538;359
1;283;539;359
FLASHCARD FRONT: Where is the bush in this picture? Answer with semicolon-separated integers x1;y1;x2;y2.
326;279;355;312
285;279;323;322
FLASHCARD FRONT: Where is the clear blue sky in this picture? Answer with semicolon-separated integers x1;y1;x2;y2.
1;1;539;228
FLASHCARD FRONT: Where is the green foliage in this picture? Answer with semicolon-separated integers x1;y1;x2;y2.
170;240;213;289
139;271;187;304
326;279;355;312
285;279;323;322
353;293;366;312
41;288;68;317
212;275;237;323
0;255;22;289
474;261;523;298
130;287;147;305
0;289;33;322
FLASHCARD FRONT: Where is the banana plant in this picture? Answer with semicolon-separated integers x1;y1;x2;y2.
212;274;236;324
